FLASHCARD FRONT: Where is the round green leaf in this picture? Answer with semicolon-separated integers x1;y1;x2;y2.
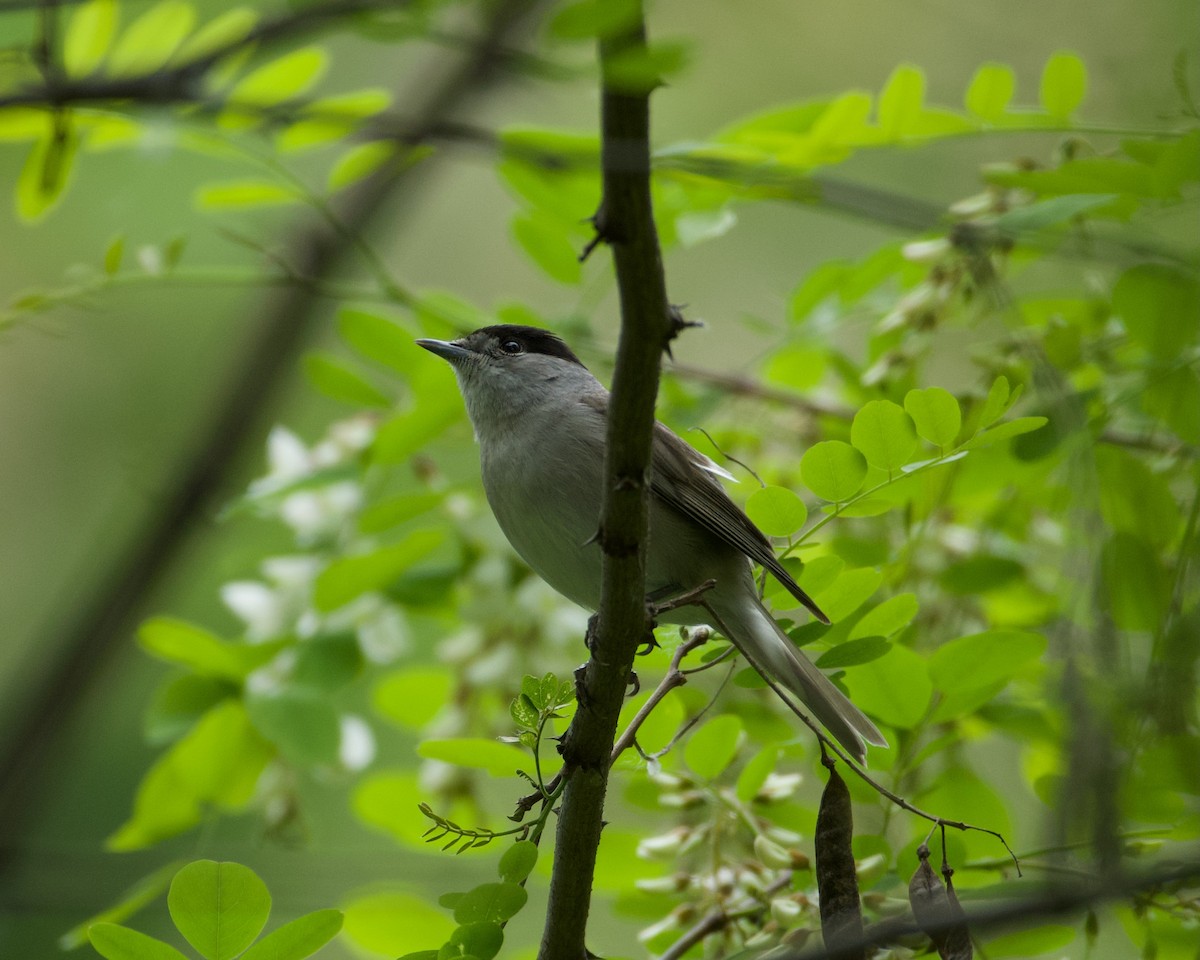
844;644;931;730
374;666;453;730
850;400;917;472
800;440;867;501
683;714;743;780
239;909;343;960
417;739;529;777
903;387;961;448
811;567;882;622
449;923;504;960
928;630;1047;693
452;883;528;925
168;861;271;960
1039;51;1087;120
498;841;538;883
342;891;452;956
965;62;1015;122
89;924;190;960
746;485;808;537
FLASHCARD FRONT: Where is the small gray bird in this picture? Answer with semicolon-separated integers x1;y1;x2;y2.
418;324;886;763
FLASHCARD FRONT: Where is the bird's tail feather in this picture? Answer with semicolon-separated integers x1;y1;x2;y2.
709;594;887;764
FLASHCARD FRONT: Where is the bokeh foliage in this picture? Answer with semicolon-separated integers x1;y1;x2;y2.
1;0;1197;958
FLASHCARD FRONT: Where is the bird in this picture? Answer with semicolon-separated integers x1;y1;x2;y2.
417;324;886;763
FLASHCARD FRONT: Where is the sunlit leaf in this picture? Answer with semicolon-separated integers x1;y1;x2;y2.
227;47;328;107
746;485;808;537
929;630;1046;693
965;62;1015;122
848;593;918;640
845;643;931;729
194;180;298;209
453;883;528;925
302;352;392;408
64;0;119;77
416;739;529;777
108;0;196;77
1040;51;1087;120
800;440;867;501
850;400;917;472
88;924;189;960
341;891;453;957
239;909;343;960
314;529;445;611
878;64;925;138
168;861;270;960
904;387;961;448
173;8;258;64
327;142;402;192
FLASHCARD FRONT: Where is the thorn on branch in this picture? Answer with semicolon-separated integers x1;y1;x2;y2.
579;202;610;261
664;303;702;360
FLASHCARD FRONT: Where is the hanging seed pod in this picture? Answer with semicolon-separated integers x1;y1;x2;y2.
815;760;865;960
908;843;972;959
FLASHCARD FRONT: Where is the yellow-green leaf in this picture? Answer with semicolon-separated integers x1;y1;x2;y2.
1040;51;1087;120
64;0;119;77
964;62;1015;123
108;0;196;77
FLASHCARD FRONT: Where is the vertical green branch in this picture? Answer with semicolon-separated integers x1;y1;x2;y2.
536;4;675;959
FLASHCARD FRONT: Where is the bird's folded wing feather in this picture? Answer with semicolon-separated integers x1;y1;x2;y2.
578;394;829;623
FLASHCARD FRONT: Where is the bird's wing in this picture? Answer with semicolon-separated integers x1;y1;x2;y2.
577;394;828;623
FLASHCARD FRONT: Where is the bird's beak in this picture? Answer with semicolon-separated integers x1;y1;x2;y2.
416;338;471;363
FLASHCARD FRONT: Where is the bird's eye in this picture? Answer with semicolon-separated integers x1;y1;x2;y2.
499;339;524;355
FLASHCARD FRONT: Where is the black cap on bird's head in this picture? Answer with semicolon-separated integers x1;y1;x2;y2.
416;324;586;369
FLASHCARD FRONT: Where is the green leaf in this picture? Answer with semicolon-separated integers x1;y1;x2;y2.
878;64;925;138
292;633;363;693
1040;51;1087;120
498;841;538;883
929;630;1046;692
277;89;392;151
964;62;1015;122
904;387;961;448
992;193;1119;236
827;497;895;518
850;400;917;472
800;440;867;501
341;891;453;957
303;352;392;408
359;491;444;534
512;211;583;284
939;555;1023;595
603;41;691;94
811;567;883;622
168;861;271;960
961;416;1047;450
816;636;891;668
762;344;826;391
1113;263;1200;358
447;923;504;960
17;122;78;222
313;529;445;611
145;674;235;744
64;0;118;77
227;47;328;106
108;702;273;850
845;643;931;730
327;142;398;192
735;745;779;802
88;924;190;960
790;261;851;320
417;739;529;777
245;689;341;766
978;375;1011;428
103;234;125;275
452;883;528;925
108;0;195;76
684;714;743;780
548;0;640;40
337;308;413;375
137;617;280;680
746;485;808;537
848;593;918;640
374;666;452;730
239;910;343;960
1143;365;1200;444
194;180;298;209
173;8;258;64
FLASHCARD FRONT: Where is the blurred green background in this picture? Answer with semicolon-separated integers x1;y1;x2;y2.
0;0;1194;956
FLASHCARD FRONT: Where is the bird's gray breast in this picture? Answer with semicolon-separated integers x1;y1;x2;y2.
479;404;605;611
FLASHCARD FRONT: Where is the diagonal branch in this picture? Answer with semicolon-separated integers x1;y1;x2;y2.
0;0;547;860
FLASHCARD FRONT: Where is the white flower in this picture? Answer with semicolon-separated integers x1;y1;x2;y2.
356;605;411;663
221;581;286;640
338;715;376;771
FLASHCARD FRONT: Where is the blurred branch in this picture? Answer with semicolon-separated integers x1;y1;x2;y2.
0;0;546;855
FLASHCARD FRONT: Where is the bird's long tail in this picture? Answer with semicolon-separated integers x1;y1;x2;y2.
708;594;887;764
